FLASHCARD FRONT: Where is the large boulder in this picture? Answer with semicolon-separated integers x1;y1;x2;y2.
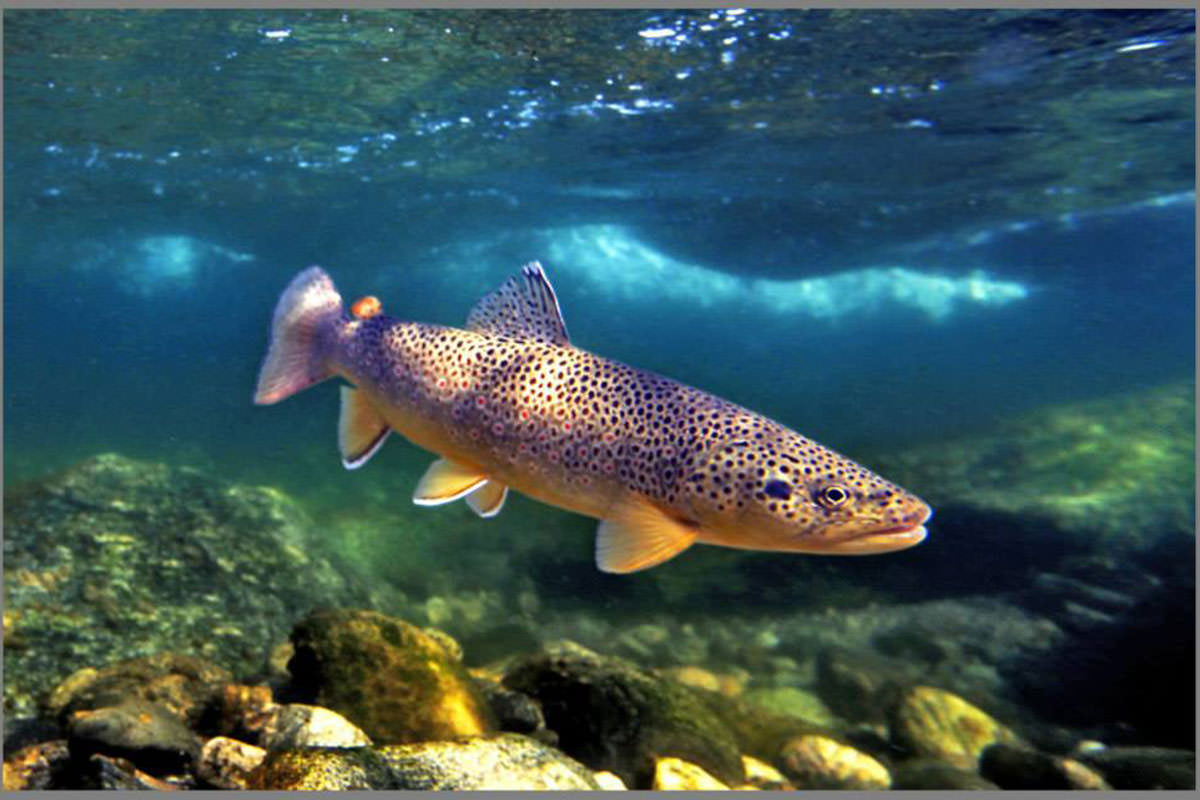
283;608;495;744
3;454;368;723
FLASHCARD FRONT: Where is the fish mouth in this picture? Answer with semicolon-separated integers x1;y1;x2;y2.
825;523;929;555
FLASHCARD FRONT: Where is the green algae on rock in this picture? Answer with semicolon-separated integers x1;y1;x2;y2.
502;639;745;789
3;454;368;721
284;608;495;744
376;733;602;790
869;380;1195;551
742;687;837;728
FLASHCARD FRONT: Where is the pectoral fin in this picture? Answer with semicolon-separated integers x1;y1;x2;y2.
413;458;489;506
338;386;390;469
595;495;698;574
465;481;509;518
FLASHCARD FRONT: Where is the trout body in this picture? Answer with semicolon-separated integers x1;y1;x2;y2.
255;263;931;573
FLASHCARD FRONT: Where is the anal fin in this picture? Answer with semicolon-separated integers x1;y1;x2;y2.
596;495;698;574
465;481;509;518
339;386;390;469
413;458;489;506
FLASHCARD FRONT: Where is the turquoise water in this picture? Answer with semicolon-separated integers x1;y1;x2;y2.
3;8;1196;766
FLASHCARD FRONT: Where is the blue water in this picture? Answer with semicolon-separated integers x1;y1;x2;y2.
2;7;1196;759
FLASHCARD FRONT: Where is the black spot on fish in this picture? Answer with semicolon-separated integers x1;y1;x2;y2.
764;479;792;500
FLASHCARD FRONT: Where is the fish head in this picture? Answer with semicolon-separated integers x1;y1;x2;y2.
685;433;931;555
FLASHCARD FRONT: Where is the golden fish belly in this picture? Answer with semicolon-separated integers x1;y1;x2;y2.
350;371;629;521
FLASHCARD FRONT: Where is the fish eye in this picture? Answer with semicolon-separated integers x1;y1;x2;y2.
817;485;851;508
763;479;792;500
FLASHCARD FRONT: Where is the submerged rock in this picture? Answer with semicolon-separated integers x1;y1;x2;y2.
259;703;372;750
592;770;628;790
871;380;1195;553
1075;745;1196;790
66;699;201;776
284;608;495;744
889;685;1020;768
652;757;731;790
2;739;71;790
502;640;744;789
376;733;602;790
742;687;836;727
473;676;552;742
197;736;267;790
247;747;395;790
980;742;1109;790
778;734;891;790
46;652;231;729
3;454;367;722
212;683;277;745
890;758;1000;790
740;754;793;791
85;753;192;790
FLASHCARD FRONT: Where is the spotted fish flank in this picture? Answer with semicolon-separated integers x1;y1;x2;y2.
254;262;932;573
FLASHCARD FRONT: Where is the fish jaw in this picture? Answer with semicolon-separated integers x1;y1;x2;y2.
815;523;929;555
793;499;933;555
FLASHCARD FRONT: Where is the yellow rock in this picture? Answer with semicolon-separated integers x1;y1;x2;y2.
663;665;723;693
593;770;628;790
653;757;732;790
1058;757;1110;790
890;685;1019;768
780;734;891;790
740;755;792;790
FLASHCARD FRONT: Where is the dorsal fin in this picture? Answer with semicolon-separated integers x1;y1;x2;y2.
465;261;570;346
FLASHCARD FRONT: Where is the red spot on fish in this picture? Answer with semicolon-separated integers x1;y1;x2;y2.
351;296;382;319
520;410;530;420
476;397;486;407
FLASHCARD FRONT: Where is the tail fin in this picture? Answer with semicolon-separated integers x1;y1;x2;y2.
253;267;344;405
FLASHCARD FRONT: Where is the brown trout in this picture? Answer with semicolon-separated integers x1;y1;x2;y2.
254;262;931;573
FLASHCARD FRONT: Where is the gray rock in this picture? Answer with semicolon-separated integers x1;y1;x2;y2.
3;454;368;722
377;733;602;790
67;699;200;775
45;651;231;729
475;679;551;740
259;704;372;750
503;640;744;789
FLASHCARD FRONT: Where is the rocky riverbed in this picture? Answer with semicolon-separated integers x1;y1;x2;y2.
3;381;1194;790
